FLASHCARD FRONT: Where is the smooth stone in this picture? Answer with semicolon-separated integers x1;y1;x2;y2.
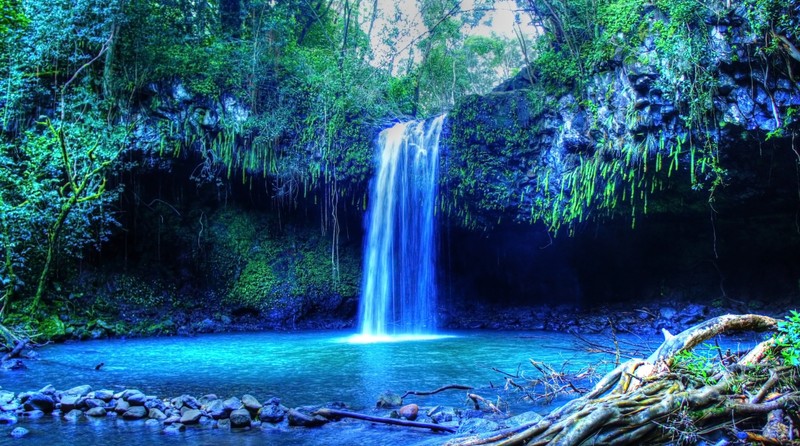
176;395;200;410
0;403;19;412
199;394;218;405
505;411;543;427
126;392;147;406
9;427;29;438
242;394;261;412
114;400;130;415
0;391;14;404
122;406;148;420
144;418;161;428
229;408;251;428
179;409;202;425
163;423;186;433
86;407;107;417
63;409;84;421
376;392;402;408
23;393;54;413
38;385;56;395
457;418;500;435
63;385;92;397
0;413;17;424
93;390;114;402
163;415;181;425
399;403;419;421
148;408;167;420
287;408;328;428
206;399;228;419
223;397;242;412
59;395;79;412
258;403;286;423
84;398;106;409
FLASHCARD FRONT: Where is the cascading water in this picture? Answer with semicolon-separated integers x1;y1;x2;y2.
357;115;445;339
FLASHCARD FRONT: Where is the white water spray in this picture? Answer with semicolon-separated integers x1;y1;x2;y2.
357;115;445;339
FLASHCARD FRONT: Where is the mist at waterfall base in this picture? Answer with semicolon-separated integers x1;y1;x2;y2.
354;116;446;342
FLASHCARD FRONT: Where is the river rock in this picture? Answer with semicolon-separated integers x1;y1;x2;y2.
163;415;181;425
38;385;57;396
114;399;130;415
9;427;29;438
149;408;166;420
59;395;79;412
206;399;228;419
126;392;147;406
145;418;161;428
399;404;419;421
179;409;202;425
287;408;328;427
0;414;17;425
86;407;107;417
457;418;500;435
2;359;26;370
199;394;218;405
23;393;54;413
22;410;44;419
0;390;14;404
223;397;242;412
120;389;143;400
63;409;84;421
174;395;200;410
242;394;261;413
258;401;286;423
229;408;251;428
505;411;543;427
376;392;402;408
63;385;92;397
123;406;148;419
163;423;186;434
92;390;114;402
84;398;106;409
428;406;455;424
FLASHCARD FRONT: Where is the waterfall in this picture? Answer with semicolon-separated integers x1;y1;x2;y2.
358;115;445;338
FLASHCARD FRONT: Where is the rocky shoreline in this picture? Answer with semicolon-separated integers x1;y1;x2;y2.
0;384;546;442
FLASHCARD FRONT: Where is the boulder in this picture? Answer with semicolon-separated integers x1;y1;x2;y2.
63;409;84;421
258;401;286;423
23;393;55;413
229;408;252;429
9;427;29;438
122;406;148;420
457;418;500;435
179;409;202;425
206;399;228;419
242;394;261;413
399;404;419;421
125;392;147;406
63;385;92;397
223;397;242;412
114;399;131;415
84;398;106;409
59;395;79;412
86;407;107;417
148;408;167;420
92;390;115;402
163;423;186;434
287;408;328;427
145;418;161;428
163;415;181;425
0;414;17;425
376;392;402;408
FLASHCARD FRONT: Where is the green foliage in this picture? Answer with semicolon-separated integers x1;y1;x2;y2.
775;310;800;366
673;345;723;386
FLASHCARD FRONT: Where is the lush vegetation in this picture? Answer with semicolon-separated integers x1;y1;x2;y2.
445;0;800;232
0;0;524;337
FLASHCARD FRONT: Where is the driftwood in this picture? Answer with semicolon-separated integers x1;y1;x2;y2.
1;338;28;362
314;407;457;433
401;384;474;399
445;314;795;446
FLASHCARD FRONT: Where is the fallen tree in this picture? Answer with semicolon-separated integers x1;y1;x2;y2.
445;314;800;446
